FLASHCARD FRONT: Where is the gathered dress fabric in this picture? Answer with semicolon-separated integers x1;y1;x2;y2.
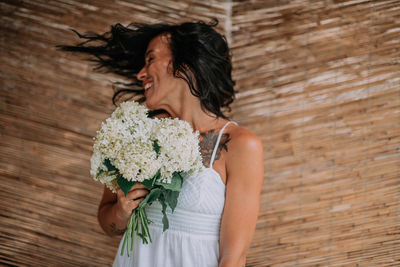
113;121;236;267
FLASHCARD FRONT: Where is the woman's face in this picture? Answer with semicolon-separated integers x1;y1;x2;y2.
137;34;187;110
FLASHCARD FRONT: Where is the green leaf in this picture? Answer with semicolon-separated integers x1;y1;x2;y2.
139;188;161;208
147;188;161;203
162;213;169;232
155;172;183;192
104;158;118;172
164;190;180;213
141;169;160;188
153;140;161;155
159;198;169;232
147;109;166;118
96;169;104;178
117;176;136;196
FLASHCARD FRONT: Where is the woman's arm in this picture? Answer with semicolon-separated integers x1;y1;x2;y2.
218;130;264;267
98;184;149;236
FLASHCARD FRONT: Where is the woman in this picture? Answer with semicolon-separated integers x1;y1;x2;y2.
60;20;263;267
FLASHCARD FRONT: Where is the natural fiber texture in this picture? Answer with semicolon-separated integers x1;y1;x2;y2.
1;0;399;266
0;1;227;266
231;0;400;266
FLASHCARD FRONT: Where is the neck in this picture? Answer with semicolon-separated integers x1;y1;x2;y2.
159;96;226;133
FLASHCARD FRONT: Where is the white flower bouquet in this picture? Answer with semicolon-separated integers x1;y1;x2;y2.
90;101;203;256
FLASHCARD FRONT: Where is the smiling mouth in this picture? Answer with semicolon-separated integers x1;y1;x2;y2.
144;83;153;90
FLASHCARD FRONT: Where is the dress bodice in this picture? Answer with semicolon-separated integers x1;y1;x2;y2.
145;167;226;238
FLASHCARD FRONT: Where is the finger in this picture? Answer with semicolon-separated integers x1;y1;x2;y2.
116;188;134;203
126;189;150;201
127;198;145;210
117;183;148;196
116;187;125;199
131;182;150;190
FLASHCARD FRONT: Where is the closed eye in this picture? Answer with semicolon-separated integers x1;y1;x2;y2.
145;50;155;65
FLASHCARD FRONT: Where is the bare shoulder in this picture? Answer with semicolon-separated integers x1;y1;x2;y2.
226;124;263;157
225;123;264;185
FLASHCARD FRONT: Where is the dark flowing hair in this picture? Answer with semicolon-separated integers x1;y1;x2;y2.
57;20;235;119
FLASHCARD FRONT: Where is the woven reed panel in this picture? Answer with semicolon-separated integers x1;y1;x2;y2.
0;0;228;266
230;0;400;266
2;0;400;266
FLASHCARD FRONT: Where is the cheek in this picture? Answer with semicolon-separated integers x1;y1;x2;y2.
157;69;179;89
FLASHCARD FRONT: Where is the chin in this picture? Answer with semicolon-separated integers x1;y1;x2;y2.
144;100;153;110
144;91;165;111
144;97;157;110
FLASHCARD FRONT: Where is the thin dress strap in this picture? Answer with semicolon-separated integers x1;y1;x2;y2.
209;121;237;168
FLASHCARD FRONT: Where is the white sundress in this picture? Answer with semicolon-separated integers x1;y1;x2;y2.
113;121;235;267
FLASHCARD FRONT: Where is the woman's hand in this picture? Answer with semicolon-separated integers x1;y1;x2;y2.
114;183;150;222
98;183;150;236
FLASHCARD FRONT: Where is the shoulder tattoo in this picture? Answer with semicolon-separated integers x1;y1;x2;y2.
199;130;231;167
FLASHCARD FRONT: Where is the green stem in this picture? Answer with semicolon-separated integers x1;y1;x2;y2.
141;208;152;243
121;212;132;257
120;230;127;256
119;203;153;256
130;211;136;253
127;213;134;257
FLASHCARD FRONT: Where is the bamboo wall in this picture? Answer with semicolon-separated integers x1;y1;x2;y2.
0;1;227;266
0;0;399;266
231;0;400;266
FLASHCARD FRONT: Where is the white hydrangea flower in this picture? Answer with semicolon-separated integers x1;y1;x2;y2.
90;101;159;191
153;118;204;183
90;101;203;192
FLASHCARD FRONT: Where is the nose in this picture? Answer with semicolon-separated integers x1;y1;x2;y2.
137;65;147;82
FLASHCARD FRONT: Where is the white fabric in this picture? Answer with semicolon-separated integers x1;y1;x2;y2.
113;121;234;267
